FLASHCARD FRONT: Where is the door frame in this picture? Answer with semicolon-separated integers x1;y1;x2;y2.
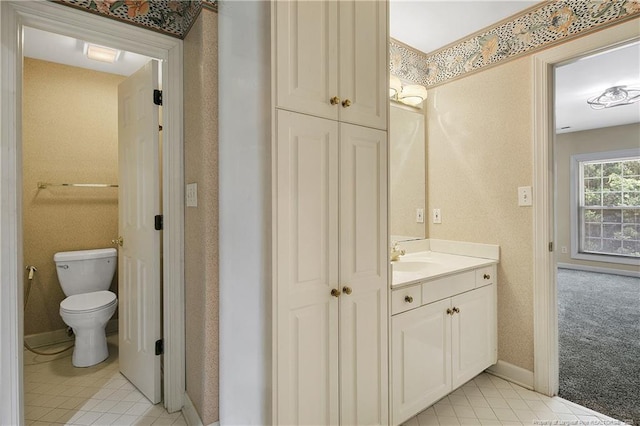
532;18;640;396
0;1;185;423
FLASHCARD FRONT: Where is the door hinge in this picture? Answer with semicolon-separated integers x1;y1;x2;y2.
155;339;164;356
154;215;163;231
153;89;162;106
549;242;553;252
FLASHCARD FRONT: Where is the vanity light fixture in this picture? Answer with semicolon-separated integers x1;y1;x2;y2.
84;42;121;63
389;75;428;107
587;85;640;110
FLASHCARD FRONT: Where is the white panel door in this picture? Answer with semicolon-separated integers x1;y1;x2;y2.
451;284;497;388
339;123;388;425
338;0;388;130
275;110;340;425
118;60;162;404
391;299;452;426
275;0;339;121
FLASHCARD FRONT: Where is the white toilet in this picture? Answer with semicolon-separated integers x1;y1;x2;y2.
54;248;118;367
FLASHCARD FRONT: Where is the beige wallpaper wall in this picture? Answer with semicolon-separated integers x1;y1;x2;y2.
183;8;219;425
555;123;640;273
425;57;535;371
22;59;123;336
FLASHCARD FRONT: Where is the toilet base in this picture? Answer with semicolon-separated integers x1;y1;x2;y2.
71;327;109;367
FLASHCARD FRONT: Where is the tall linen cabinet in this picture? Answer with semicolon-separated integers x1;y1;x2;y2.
272;1;389;425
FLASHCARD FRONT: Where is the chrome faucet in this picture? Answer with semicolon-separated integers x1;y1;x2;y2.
390;242;406;262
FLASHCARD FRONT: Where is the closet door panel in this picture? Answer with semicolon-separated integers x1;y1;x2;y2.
275;0;339;120
339;123;388;425
275;110;339;425
338;0;388;130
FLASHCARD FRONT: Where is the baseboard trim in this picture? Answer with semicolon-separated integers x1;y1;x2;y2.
25;319;118;348
558;263;640;278
486;360;534;390
182;392;205;426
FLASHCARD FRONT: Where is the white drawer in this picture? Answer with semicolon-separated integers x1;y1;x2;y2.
475;266;496;287
391;285;421;315
422;271;475;305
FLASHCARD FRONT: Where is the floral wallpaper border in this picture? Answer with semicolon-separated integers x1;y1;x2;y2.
391;0;640;87
54;0;217;38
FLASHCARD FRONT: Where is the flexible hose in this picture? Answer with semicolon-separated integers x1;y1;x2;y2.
23;267;74;356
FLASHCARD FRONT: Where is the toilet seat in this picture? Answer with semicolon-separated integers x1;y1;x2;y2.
60;290;117;315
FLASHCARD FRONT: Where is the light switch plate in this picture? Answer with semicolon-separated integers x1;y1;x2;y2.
416;208;424;223
186;183;198;207
433;208;442;224
518;186;532;206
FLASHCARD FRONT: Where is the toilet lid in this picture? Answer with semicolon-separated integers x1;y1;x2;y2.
60;291;117;314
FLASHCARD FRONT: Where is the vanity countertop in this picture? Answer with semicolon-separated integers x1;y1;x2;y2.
391;251;498;288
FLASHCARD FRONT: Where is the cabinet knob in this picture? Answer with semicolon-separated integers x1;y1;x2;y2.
342;286;352;295
453;307;460;314
404;295;413;303
446;308;453;315
342;99;352;108
483;274;491;280
331;288;341;297
330;96;341;105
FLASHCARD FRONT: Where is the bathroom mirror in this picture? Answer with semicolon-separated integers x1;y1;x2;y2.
389;103;426;242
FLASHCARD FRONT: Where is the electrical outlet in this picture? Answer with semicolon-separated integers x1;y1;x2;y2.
186;183;198;207
433;208;442;224
416;208;424;223
518;186;532;206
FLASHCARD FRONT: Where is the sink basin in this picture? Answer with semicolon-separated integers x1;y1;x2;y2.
391;261;429;273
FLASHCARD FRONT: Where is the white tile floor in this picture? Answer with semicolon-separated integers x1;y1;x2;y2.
23;334;186;425
401;373;628;426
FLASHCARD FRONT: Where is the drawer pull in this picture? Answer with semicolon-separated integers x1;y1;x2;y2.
404;295;413;303
330;96;340;105
342;99;352;108
483;274;491;280
343;286;353;295
453;307;460;314
446;308;453;315
331;288;341;297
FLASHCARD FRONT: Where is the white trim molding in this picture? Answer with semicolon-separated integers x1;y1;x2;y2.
486;361;535;390
532;17;640;399
0;1;185;423
557;263;640;278
181;393;204;426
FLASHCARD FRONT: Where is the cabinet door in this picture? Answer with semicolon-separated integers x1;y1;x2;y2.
338;0;388;130
391;299;452;426
275;0;339;121
451;284;497;388
275;111;340;425
339;123;388;425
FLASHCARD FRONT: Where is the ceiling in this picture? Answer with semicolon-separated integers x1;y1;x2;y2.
23;5;640;134
389;1;640;133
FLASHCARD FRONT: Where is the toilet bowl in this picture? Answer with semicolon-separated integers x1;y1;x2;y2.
60;290;117;367
54;248;118;367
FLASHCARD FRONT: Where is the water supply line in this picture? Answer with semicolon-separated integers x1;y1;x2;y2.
23;265;74;356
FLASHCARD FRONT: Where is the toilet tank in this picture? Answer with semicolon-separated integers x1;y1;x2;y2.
54;248;117;296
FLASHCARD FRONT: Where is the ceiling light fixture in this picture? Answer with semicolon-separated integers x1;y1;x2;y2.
389;75;428;107
84;42;121;63
587;85;640;110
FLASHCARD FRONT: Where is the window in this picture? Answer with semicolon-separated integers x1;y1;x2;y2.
571;150;640;264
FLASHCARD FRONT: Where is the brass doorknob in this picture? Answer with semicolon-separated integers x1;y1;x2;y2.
330;96;341;105
342;99;352;108
331;288;341;297
342;286;352;295
404;295;413;303
446;308;453;315
483;274;491;280
111;236;123;247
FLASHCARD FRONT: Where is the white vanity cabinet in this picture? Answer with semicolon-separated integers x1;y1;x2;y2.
391;265;497;425
274;0;387;130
